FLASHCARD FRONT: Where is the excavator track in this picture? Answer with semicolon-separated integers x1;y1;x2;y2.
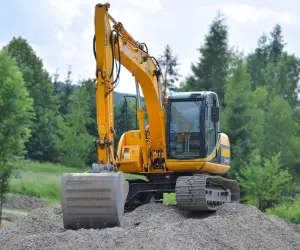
175;175;240;211
61;171;129;230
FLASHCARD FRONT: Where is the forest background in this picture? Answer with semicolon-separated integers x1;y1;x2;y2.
1;12;300;224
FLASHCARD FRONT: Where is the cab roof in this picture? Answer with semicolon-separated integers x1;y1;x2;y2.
167;91;218;100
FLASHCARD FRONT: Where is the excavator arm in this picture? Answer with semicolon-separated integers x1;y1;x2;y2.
60;3;167;230
94;3;166;167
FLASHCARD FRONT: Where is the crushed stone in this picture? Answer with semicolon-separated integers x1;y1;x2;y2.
0;203;299;250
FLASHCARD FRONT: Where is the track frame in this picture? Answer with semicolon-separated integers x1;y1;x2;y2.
124;172;240;212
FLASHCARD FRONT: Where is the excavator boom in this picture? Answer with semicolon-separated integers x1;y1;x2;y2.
61;3;165;229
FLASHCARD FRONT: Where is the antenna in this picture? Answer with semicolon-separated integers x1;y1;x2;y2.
66;65;72;84
53;68;59;83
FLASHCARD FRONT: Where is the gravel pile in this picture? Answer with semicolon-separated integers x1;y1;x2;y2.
1;203;300;250
3;194;51;210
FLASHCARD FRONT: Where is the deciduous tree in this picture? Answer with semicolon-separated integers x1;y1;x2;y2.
4;37;59;162
0;49;34;223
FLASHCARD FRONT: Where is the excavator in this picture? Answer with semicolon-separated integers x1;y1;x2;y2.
60;2;240;230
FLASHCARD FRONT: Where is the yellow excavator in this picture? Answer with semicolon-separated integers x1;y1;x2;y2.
60;3;240;230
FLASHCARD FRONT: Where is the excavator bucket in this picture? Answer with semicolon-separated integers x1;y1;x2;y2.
61;170;129;230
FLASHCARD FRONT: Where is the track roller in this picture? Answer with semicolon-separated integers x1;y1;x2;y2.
175;175;240;212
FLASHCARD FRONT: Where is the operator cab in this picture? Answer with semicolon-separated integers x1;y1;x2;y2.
165;91;220;160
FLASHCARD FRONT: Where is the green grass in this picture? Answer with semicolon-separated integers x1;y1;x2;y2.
124;173;147;181
163;193;176;205
265;196;300;225
14;160;88;174
9;160;88;201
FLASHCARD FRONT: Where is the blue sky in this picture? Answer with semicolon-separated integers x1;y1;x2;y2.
1;0;300;94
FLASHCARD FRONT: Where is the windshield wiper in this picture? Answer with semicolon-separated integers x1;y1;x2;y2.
194;100;201;108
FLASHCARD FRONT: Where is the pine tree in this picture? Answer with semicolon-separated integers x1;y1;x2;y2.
248;86;268;152
223;53;253;177
55;85;93;168
247;24;299;107
53;69;77;116
247;25;286;91
263;95;300;169
114;98;137;153
182;12;229;106
247;33;269;89
158;44;181;92
268;24;286;65
264;53;300;108
81;79;97;137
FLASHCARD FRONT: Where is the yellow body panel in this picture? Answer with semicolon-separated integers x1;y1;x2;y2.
164;161;229;174
116;131;231;174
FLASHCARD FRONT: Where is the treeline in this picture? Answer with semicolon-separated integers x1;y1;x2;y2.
126;13;300;219
1;11;300;223
177;14;300;218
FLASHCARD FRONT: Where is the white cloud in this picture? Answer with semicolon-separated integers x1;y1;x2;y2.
277;11;295;25
46;0;85;68
217;3;297;25
82;3;143;52
56;30;79;60
82;23;94;44
109;9;143;34
126;0;163;11
86;0;104;8
45;0;151;90
180;58;192;78
48;0;84;28
79;4;144;93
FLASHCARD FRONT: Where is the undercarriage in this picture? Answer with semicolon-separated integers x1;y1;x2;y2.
61;169;240;230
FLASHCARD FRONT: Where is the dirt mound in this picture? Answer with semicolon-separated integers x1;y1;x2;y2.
0;203;299;250
3;193;51;210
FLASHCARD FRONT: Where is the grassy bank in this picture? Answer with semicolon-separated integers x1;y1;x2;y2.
9;161;88;201
265;196;300;225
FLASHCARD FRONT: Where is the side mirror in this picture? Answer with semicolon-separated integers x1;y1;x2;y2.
211;106;219;123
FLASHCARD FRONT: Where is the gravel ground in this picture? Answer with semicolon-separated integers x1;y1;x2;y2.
0;203;300;250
